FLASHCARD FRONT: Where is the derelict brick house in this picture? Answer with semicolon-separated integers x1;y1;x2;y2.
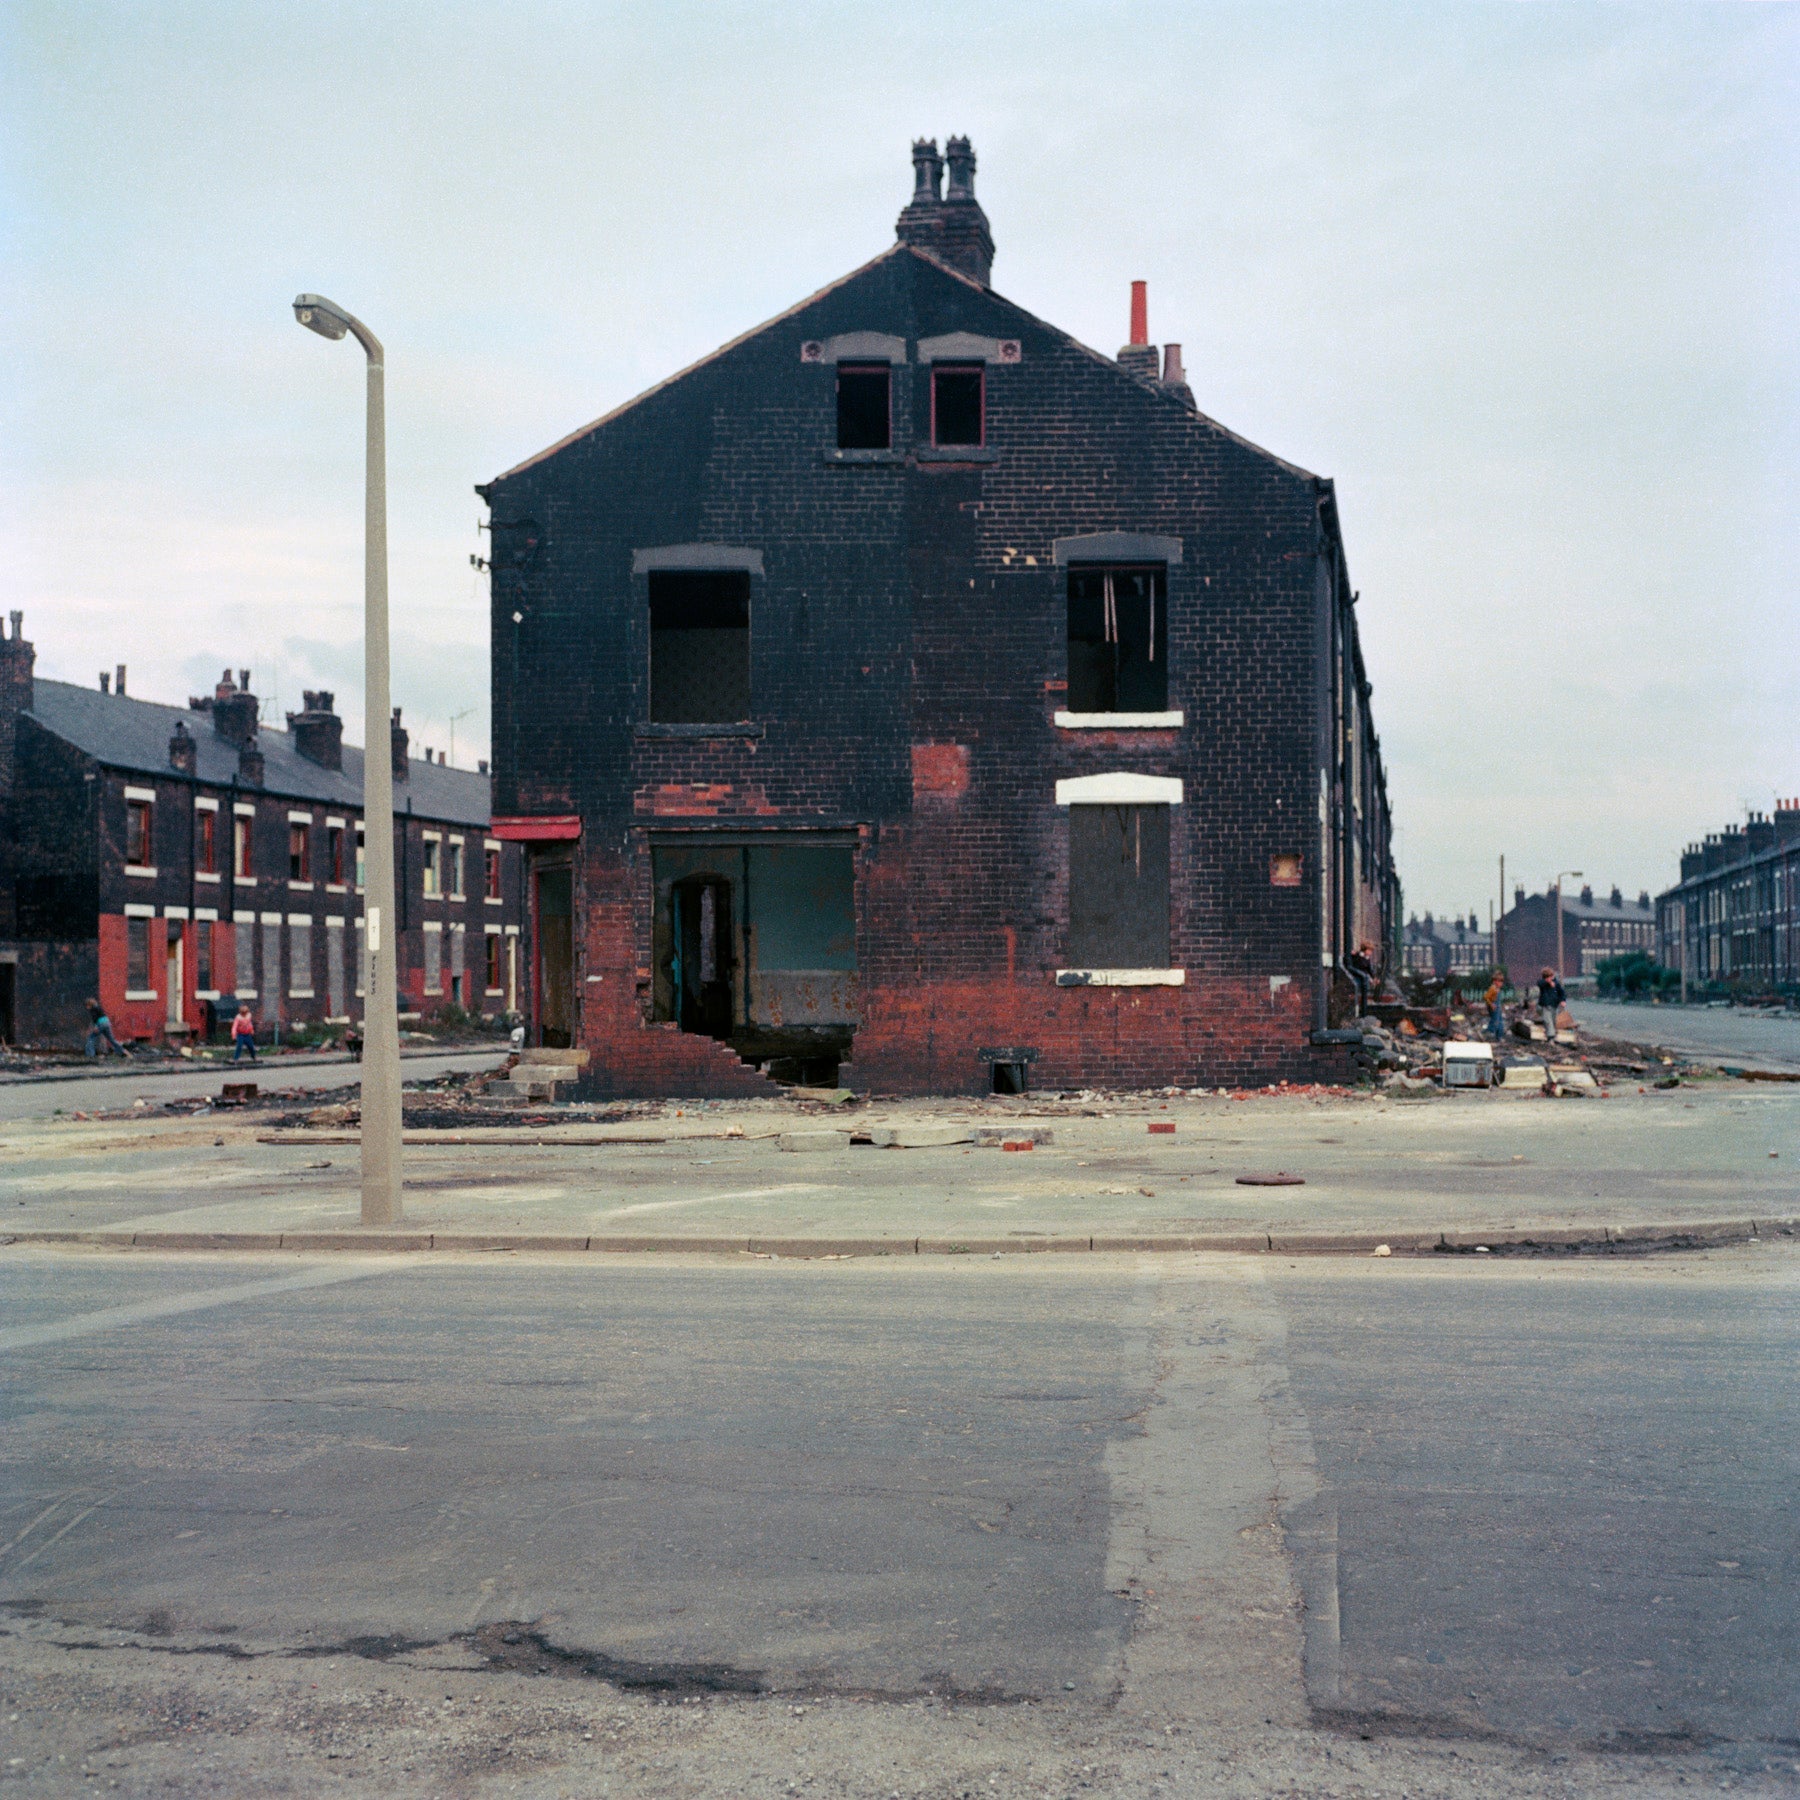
0;623;524;1047
481;138;1397;1095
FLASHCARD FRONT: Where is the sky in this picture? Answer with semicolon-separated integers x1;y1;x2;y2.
4;1;1795;921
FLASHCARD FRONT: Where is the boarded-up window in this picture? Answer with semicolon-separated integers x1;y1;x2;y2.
485;930;503;991
289;920;312;996
125;916;152;990
649;570;750;723
235;916;256;994
1067;567;1168;712
1068;805;1170;968
424;924;442;995
326;921;345;1015
261;919;281;1002
195;919;214;992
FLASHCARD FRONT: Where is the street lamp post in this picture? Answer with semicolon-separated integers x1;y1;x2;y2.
294;295;402;1226
1553;869;1583;989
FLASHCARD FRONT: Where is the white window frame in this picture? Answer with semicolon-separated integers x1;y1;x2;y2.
193;795;223;885
324;816;348;893
447;834;466;901
421;830;443;899
124;785;157;877
233;803;257;884
192;905;222;1000
286;811;315;891
484;838;505;905
422;917;443;994
484;921;505;995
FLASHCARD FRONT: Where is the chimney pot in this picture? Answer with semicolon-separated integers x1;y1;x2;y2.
115;664;126;697
1117;281;1161;380
99;672;111;694
910;136;942;203
943;134;976;201
391;706;410;782
478;759;489;775
240;670;250;691
1130;281;1148;346
7;611;19;640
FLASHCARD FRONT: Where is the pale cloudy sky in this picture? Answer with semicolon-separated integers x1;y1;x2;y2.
4;2;1794;919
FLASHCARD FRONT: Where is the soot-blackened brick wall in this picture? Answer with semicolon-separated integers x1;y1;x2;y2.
484;233;1390;1095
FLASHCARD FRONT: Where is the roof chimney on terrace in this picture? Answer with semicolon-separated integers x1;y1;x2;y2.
208;667;259;747
287;689;344;771
168;717;196;774
1118;281;1159;381
391;706;410;783
895;135;994;287
1160;341;1197;411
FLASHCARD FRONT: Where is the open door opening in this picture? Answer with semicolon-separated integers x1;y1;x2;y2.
670;873;735;1038
653;839;857;1083
535;863;574;1048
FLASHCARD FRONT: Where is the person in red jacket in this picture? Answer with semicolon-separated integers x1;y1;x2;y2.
230;1003;259;1063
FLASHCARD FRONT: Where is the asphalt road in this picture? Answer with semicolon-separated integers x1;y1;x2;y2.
0;1245;1793;1797
0;1047;507;1122
1573;998;1800;1072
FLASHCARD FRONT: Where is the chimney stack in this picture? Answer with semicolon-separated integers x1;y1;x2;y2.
237;734;264;786
391;706;410;782
208;668;259;747
99;672;110;694
287;689;344;771
0;610;33;791
168;718;197;774
1159;341;1197;411
1117;281;1159;381
894;134;994;287
115;664;127;697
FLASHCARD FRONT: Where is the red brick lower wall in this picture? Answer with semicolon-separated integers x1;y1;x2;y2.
853;973;1347;1094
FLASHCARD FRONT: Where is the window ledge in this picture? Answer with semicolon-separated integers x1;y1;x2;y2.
635;721;766;740
1054;710;1184;730
916;445;998;463
325;883;347;894
289;989;315;1000
288;881;314;892
196;871;221;883
125;865;157;879
124;989;159;1002
234;876;256;886
484;896;503;905
822;447;906;465
1056;968;1186;987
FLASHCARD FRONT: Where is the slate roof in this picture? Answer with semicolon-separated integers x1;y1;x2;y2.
26;679;491;828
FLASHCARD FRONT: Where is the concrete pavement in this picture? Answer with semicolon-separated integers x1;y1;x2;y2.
2;1078;1793;1256
0;1244;1792;1796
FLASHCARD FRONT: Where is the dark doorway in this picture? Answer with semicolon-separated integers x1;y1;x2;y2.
0;963;14;1044
535;864;574;1048
670;873;735;1038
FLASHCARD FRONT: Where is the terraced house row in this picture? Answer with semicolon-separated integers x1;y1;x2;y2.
0;619;524;1047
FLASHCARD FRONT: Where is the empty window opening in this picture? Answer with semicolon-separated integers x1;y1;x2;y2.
931;363;984;446
991;1059;1028;1095
1068;803;1171;968
1067;566;1168;712
836;362;890;450
233;816;253;880
197;811;217;875
126;799;153;867
289;823;310;883
327;825;346;885
649;570;751;724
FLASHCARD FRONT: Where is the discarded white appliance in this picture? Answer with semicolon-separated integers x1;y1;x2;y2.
1441;1040;1496;1088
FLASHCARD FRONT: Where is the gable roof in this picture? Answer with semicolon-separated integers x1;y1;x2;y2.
26;679;491;827
485;244;1320;489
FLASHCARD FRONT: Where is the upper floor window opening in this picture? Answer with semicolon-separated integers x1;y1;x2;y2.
836;362;890;450
196;809;217;875
288;822;311;883
649;569;751;724
484;845;502;901
125;798;153;868
1067;565;1168;713
327;824;346;886
233;814;253;880
448;840;466;899
422;836;443;898
931;363;984;447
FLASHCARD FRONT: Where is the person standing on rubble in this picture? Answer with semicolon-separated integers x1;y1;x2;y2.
1537;966;1565;1040
1484;970;1507;1041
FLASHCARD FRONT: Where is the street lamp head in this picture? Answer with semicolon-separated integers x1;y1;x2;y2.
293;294;350;340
